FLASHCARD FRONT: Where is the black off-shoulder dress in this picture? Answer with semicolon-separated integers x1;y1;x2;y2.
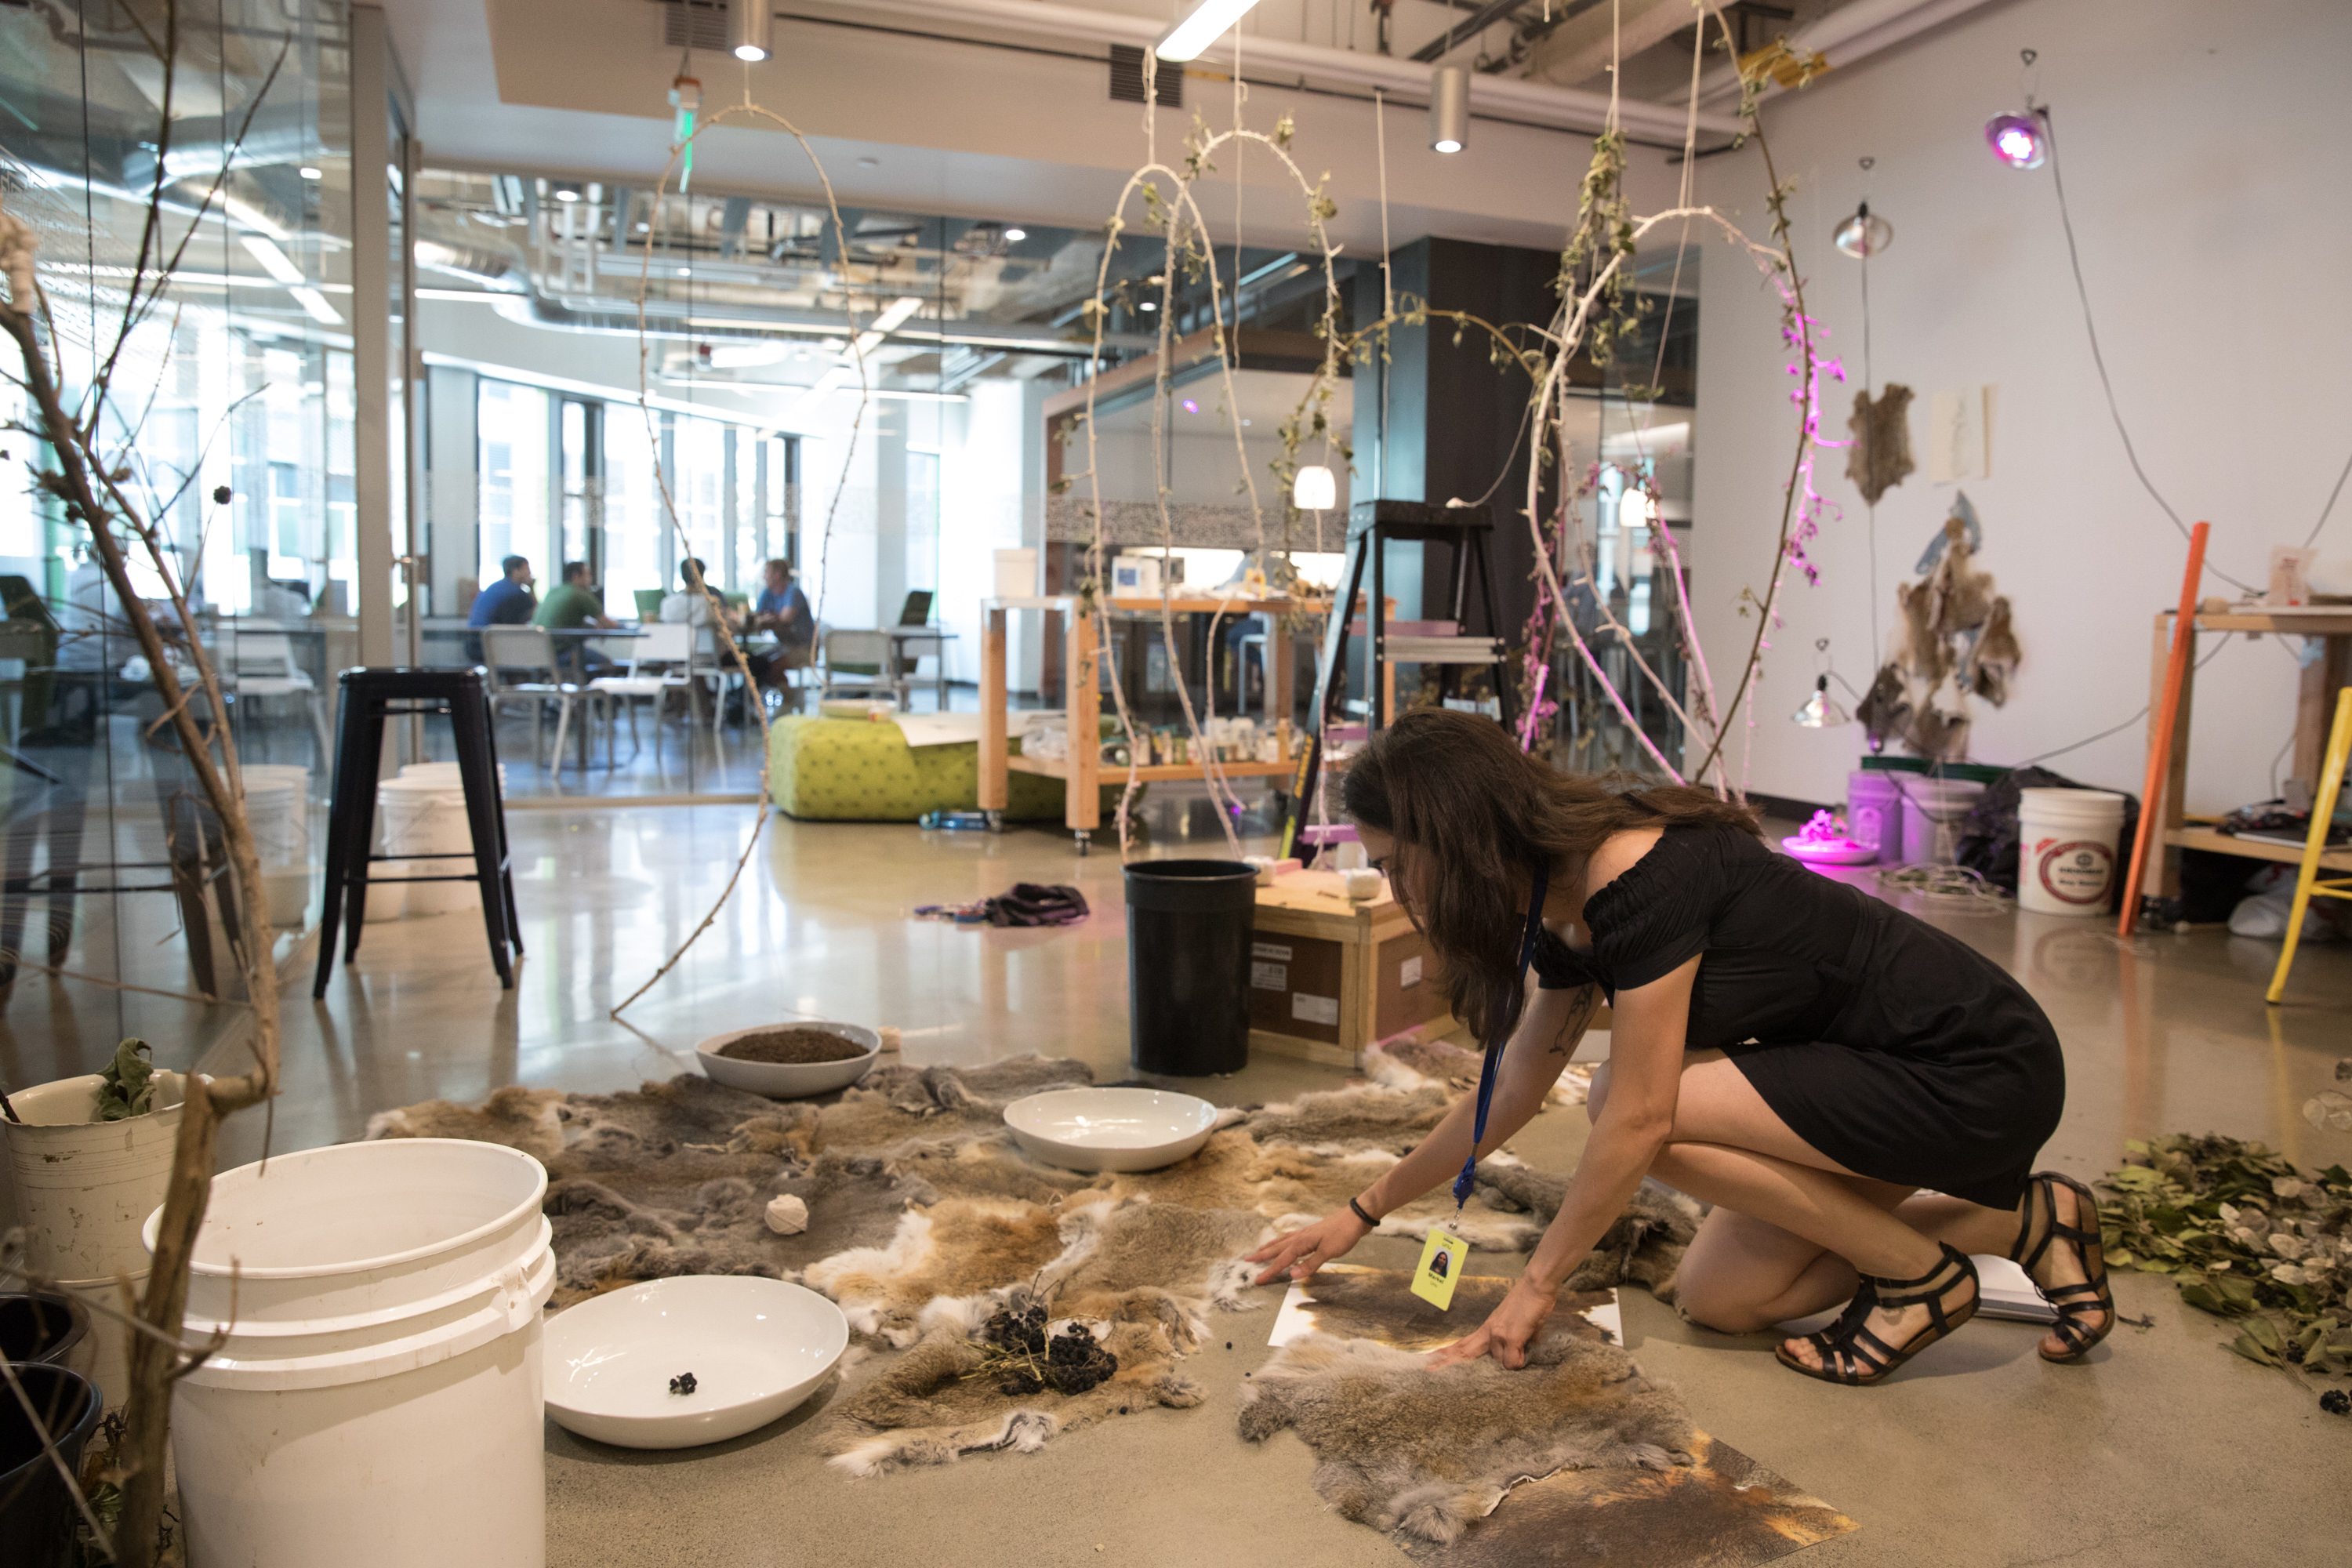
1534;824;2064;1210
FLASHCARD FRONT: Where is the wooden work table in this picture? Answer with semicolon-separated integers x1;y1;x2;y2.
976;594;1316;851
2149;606;2352;894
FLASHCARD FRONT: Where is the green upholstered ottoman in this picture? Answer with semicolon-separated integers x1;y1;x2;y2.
767;714;1102;822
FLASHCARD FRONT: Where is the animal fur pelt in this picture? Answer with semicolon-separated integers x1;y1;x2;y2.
1470;1166;1702;1302
1237;1327;1697;1545
824;1312;1204;1476
1393;1430;1858;1567
1846;383;1915;506
1965;593;2020;707
1284;1265;1623;1355
1365;1036;1594;1108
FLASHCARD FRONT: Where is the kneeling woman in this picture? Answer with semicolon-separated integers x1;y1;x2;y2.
1245;710;2111;1383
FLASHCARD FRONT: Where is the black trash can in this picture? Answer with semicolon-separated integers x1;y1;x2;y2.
0;1363;103;1568
1125;858;1258;1076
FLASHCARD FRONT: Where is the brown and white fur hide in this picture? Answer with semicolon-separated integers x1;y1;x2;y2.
1237;1327;1696;1544
826;1316;1204;1476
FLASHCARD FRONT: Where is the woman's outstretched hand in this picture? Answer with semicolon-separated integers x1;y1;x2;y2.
1245;1208;1373;1287
1428;1276;1559;1370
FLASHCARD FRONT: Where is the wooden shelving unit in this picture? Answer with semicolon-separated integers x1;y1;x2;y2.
2147;606;2352;895
977;593;1315;851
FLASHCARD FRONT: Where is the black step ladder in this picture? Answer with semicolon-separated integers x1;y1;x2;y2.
1279;500;1519;862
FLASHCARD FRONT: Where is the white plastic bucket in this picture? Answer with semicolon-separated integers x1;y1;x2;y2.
2016;787;2126;917
1;1072;187;1409
378;777;477;916
238;764;313;927
2;1071;187;1282
1899;776;1985;865
147;1138;553;1568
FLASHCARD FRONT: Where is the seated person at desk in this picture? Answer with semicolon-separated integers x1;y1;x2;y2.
746;558;813;691
466;554;536;662
658;557;734;631
532;560;618;680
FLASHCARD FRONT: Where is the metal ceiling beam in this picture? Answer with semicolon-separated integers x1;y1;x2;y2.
1409;0;1536;64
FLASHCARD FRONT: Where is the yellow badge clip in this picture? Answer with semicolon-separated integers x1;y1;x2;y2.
1409;1227;1470;1311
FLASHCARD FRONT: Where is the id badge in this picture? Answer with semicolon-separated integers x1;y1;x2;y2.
1410;1228;1471;1311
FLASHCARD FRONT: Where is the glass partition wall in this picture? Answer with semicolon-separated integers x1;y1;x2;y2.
0;1;361;1080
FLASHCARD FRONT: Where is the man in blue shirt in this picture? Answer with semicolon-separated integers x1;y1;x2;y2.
466;555;535;662
748;558;813;699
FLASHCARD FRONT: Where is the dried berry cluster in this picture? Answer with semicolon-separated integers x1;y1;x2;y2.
974;1302;1118;1397
981;1301;1048;1357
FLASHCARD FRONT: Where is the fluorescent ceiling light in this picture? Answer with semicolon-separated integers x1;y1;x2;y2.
794;364;851;412
288;286;343;325
240;234;306;285
299;165;323;180
217;191;288;239
1156;0;1262;63
1003;227;1027;242
869;296;924;333
706;341;789;368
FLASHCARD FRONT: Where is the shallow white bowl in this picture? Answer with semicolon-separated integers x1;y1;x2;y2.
695;1022;882;1098
1003;1087;1220;1173
543;1276;848;1449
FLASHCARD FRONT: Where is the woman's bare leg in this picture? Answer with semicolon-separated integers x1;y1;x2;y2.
1594;1053;1997;1370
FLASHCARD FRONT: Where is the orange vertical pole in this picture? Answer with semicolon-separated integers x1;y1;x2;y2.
2118;521;2209;937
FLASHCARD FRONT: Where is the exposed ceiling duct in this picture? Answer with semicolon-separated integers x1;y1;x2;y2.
829;0;1745;142
1676;0;2003;109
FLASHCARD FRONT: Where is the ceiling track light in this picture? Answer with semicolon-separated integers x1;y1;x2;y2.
1429;67;1468;154
729;0;772;62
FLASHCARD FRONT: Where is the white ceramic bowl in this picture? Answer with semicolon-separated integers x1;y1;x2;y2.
695;1022;882;1098
1003;1087;1220;1173
543;1276;848;1449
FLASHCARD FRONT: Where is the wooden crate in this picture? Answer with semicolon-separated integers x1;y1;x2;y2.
1248;872;1459;1066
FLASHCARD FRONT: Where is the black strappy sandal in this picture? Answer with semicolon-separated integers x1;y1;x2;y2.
1776;1242;1980;1386
2012;1170;2114;1363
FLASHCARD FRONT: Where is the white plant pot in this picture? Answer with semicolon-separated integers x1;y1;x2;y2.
2;1070;187;1408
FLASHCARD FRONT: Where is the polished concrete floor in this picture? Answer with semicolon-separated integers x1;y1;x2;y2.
55;798;2352;1563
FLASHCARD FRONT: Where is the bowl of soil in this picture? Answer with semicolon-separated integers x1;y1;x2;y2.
543;1276;848;1449
694;1022;883;1098
1003;1087;1220;1173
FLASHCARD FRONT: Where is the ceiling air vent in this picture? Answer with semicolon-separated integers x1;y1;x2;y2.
660;1;730;53
1108;45;1182;109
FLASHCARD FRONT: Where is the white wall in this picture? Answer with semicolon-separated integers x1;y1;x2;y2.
1691;0;2352;813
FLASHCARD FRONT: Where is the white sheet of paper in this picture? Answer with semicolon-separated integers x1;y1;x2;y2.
1269;1266;1625;1346
1929;387;1987;482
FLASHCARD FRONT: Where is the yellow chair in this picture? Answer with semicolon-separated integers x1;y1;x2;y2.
2266;685;2352;1004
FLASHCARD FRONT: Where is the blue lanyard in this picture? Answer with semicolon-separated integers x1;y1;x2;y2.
1454;859;1551;1209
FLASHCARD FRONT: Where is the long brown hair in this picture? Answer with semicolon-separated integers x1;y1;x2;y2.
1340;708;1759;1043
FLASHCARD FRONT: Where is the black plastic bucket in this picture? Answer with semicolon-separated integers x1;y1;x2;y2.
1125;858;1258;1076
0;1363;103;1568
0;1293;90;1370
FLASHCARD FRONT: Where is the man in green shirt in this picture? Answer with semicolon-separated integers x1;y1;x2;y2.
532;561;617;679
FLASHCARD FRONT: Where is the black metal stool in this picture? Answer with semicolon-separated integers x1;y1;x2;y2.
314;667;522;996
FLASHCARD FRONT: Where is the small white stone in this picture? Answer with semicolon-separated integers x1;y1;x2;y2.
765;1194;810;1235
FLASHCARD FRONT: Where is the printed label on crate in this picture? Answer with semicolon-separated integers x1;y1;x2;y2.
2036;837;2115;906
1252;941;1293;961
1250;960;1289;991
1292;993;1340;1025
1399;955;1423;989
